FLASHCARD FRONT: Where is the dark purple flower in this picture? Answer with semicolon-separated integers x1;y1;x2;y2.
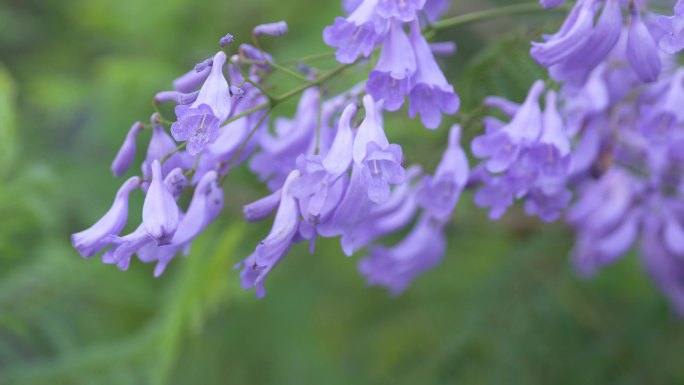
71;176;140;258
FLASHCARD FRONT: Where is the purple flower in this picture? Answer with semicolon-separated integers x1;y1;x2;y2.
243;188;282;223
111;121;143;177
540;0;564;9
237;170;302;297
254;21;288;36
250;88;320;190
219;33;235;47
172;62;211;93
71;176;140;258
358;215;446;295
171;51;232;155
142;160;180;245
534;0;622;85
376;0;425;22
323;0;386;64
407;20;460;129
366;21;416;111
141;119;192;184
657;0;684;54
471;80;544;174
154;90;199;105
417;125;468;220
290;103;357;223
626;6;662;83
353;95;405;204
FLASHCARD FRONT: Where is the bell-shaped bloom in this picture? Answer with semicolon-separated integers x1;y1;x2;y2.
253;21;288;36
626;8;662;83
290;103;357;222
407;20;460;129
568;168;644;275
325;165;421;256
423;0;449;22
358;215;446;295
164;167;188;200
538;0;622;85
531;0;596;67
657;0;684;54
142;160;180;245
376;0;425;21
471;81;544;173
529;91;571;195
171;51;232;155
366;21;416;111
417;125;469;221
102;224;151;271
237;170;302;297
111;121;143;177
71;176;140;258
429;42;457;57
323;0;386;64
353;95;405;203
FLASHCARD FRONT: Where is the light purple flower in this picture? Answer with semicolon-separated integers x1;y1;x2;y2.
172;61;211;93
171;51;232;155
323;0;386;64
71;176;140;258
407;20;460;129
417;125;468;220
237;170;302;297
243;188;282;223
254;21;288;36
111;121;143;177
358;215;446;295
658;0;684;54
142;160;180;245
366;21;416;111
376;0;425;22
626;7;662;83
353;95;405;204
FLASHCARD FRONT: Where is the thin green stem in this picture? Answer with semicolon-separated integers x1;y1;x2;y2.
229;58;276;101
430;2;553;32
221;108;273;183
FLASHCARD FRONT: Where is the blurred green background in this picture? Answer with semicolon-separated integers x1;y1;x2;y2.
1;0;684;384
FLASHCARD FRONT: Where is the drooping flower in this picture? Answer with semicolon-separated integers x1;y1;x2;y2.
71;176;140;258
352;95;405;204
171;51;232;155
376;0;425;22
111;121;143;177
417;125;468;220
323;0;386;64
366;20;416;111
359;214;446;295
657;0;684;54
142;160;180;245
626;6;662;83
237;170;302;297
407;20;460;129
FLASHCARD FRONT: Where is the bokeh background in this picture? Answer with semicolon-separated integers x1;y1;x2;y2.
1;0;684;384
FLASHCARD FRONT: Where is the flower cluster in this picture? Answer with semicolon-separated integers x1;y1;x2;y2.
71;0;684;314
324;0;460;128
